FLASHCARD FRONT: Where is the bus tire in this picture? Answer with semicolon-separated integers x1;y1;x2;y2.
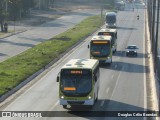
63;105;67;108
95;91;98;102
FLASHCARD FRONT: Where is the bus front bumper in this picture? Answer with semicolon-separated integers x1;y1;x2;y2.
59;99;94;105
99;57;112;63
106;23;116;28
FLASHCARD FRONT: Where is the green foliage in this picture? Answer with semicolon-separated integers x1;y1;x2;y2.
0;0;35;20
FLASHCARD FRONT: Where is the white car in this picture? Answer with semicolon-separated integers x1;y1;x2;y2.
125;45;138;56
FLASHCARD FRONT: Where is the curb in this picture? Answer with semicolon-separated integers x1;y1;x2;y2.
0;30;27;39
145;6;159;120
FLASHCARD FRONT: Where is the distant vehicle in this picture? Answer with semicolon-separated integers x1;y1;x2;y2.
137;15;139;20
88;35;112;64
105;12;117;28
57;59;100;109
115;1;125;11
97;28;117;53
129;0;133;3
125;45;138;56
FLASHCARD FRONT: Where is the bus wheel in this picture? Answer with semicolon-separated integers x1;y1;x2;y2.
63;105;67;108
95;91;98;102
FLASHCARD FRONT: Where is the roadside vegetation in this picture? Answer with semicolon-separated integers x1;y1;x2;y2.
0;15;104;96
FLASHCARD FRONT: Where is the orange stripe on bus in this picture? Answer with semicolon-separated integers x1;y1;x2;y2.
64;87;76;91
93;42;108;44
94;52;100;54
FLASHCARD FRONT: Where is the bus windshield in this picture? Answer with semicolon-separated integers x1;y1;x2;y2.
106;15;116;23
91;41;110;57
60;69;92;96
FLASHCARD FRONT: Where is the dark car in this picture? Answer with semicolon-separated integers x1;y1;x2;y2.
125;45;138;56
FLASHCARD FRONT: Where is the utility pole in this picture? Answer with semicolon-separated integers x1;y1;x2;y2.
148;0;152;38
154;0;160;72
5;1;7;13
101;0;103;19
100;0;104;26
151;0;156;54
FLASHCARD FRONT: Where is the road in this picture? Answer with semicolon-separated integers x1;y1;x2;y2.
0;0;148;120
0;9;100;62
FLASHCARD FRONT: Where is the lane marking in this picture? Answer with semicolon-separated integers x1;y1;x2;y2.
100;101;105;107
110;67;124;99
111;75;114;79
106;88;110;94
49;100;59;111
115;64;117;69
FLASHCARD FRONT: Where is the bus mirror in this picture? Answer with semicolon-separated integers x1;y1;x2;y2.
57;73;60;82
88;45;90;48
95;76;97;82
57;76;59;82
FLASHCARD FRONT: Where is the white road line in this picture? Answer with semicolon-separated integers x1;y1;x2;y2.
111;75;114;79
106;88;110;94
110;67;124;99
49;100;59;111
100;101;105;107
115;64;117;69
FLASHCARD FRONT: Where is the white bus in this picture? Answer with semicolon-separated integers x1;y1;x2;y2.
89;35;112;64
105;12;117;28
57;59;100;109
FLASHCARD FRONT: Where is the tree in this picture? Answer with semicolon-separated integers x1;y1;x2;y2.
7;0;21;20
21;0;35;17
8;0;34;19
0;0;7;32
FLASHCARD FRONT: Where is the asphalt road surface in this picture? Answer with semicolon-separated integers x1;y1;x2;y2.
0;0;148;120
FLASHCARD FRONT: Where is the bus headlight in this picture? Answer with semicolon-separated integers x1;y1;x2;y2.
88;96;92;99
61;96;64;99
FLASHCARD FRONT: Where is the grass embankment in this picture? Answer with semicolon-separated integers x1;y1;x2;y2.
0;15;104;96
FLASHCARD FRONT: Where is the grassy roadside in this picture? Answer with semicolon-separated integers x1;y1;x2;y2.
0;15;104;96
